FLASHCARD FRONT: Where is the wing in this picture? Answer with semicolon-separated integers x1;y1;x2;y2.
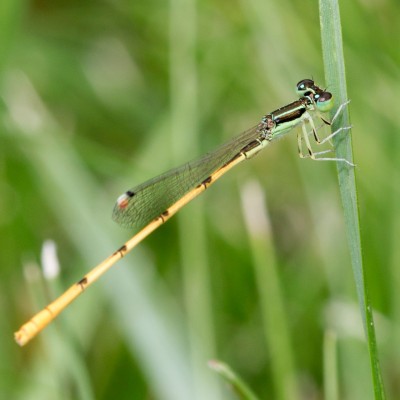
112;123;264;230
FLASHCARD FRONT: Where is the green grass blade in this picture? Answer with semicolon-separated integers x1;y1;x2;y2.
208;360;260;400
318;1;386;399
323;330;339;400
240;180;298;400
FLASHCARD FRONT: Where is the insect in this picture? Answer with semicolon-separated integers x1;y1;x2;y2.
15;79;352;346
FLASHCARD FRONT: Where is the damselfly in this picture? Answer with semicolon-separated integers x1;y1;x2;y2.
15;79;352;346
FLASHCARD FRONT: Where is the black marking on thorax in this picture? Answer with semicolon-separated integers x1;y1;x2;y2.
271;99;308;125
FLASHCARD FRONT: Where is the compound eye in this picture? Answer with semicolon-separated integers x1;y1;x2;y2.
296;79;315;95
315;91;334;112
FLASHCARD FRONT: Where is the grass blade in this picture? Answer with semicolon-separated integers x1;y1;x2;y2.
318;1;386;398
208;360;260;400
240;180;298;400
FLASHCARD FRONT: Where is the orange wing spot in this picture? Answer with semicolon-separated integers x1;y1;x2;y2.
116;192;133;209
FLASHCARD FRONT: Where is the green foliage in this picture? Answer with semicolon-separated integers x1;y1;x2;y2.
1;0;398;399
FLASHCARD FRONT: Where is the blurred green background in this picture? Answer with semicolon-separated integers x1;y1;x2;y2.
1;0;399;399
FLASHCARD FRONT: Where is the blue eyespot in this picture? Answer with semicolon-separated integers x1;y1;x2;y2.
296;79;315;96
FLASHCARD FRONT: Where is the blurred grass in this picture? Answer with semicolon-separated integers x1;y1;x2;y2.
1;0;399;399
208;360;259;400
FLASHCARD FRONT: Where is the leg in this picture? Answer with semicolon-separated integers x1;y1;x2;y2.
315;125;352;146
330;99;351;125
308;155;355;167
300;121;355;167
297;130;306;158
314;100;352;144
297;123;313;159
